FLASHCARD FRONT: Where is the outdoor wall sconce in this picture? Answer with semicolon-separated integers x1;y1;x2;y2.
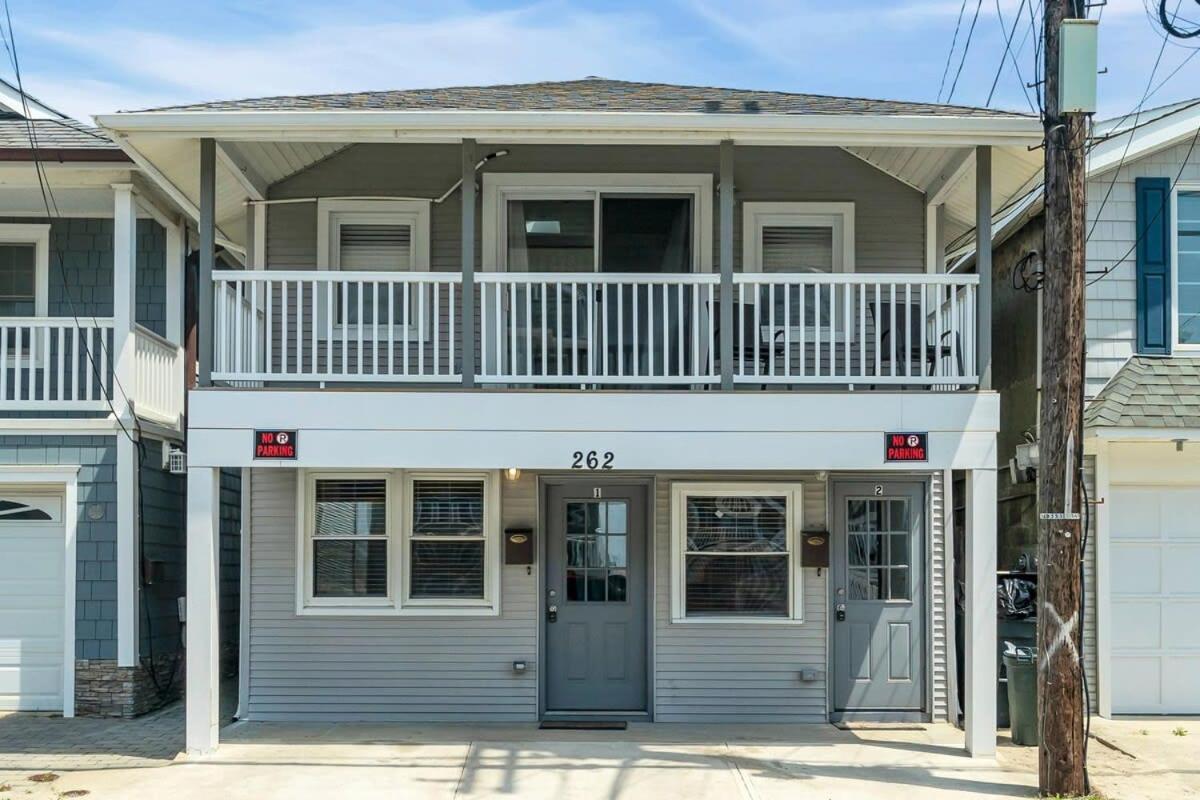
505;467;521;481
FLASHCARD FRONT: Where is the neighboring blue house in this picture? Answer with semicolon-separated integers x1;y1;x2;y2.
0;81;239;717
987;99;1200;718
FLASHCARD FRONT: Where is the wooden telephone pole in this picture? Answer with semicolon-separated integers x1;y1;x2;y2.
1039;0;1088;795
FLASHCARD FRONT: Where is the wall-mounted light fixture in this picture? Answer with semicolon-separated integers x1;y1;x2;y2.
1174;439;1187;453
505;467;521;481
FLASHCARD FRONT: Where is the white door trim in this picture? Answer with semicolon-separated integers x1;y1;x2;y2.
0;464;80;716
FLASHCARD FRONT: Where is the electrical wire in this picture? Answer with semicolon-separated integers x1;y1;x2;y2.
947;0;986;104
940;0;972;103
987;0;1037;113
1158;0;1200;37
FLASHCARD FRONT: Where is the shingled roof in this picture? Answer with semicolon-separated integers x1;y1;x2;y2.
1085;356;1200;429
139;78;1031;117
0;114;120;152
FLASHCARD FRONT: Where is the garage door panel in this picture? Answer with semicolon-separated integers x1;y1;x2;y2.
0;545;62;581
1110;490;1161;539
1111;602;1161;649
1163;657;1200;711
1163;545;1200;594
1161;601;1200;647
1111;656;1163;712
1111;544;1161;594
1160;490;1200;540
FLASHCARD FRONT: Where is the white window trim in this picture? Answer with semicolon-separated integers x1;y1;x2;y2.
741;201;855;274
0;223;50;317
1172;182;1200;351
670;482;804;624
295;469;501;617
401;471;501;613
481;173;714;273
314;199;432;339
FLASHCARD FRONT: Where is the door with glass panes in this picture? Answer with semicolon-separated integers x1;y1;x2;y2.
543;481;648;713
831;482;925;713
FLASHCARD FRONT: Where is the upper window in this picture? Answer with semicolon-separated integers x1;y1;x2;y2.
0;224;49;318
742;202;855;274
300;470;499;615
318;199;430;272
670;483;803;622
1177;190;1200;346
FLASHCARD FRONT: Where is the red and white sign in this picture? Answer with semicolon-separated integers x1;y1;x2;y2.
885;432;928;462
254;430;297;459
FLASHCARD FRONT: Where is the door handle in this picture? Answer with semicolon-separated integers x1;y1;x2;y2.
835;603;846;622
547;604;558;623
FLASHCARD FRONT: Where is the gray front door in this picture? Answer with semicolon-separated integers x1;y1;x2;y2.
545;481;648;713
832;481;925;713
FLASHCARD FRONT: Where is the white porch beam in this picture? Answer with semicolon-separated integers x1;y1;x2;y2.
186;466;221;754
976;145;993;390
926;148;975;206
112;182;139;668
924;202;943;273
964;467;998;756
216;141;268;201
1093;440;1112;718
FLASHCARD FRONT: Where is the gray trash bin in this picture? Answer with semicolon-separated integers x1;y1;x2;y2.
1002;643;1038;746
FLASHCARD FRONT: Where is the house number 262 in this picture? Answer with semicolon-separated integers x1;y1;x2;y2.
571;450;614;470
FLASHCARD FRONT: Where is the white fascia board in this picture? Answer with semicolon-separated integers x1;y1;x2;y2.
1087;108;1200;177
187;389;998;471
1089;426;1200;441
95;111;1043;147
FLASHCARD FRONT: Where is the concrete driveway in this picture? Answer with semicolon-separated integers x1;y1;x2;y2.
0;719;1040;800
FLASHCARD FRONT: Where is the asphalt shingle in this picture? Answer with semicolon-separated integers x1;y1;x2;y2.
0;116;119;151
1085;356;1200;429
136;77;1032;118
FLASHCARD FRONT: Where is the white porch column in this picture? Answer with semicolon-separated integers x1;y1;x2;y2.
113;183;139;667
186;466;221;754
964;467;997;756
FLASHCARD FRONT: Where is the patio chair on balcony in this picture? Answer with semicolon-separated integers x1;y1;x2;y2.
707;300;786;386
868;301;962;384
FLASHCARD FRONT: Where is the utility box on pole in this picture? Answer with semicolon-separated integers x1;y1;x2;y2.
1059;19;1099;114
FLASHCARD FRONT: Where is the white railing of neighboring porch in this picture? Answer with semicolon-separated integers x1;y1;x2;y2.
132;324;185;425
0;317;115;409
209;270;979;388
212;271;462;383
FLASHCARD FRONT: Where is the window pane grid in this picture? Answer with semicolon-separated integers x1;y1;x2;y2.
1179;191;1200;345
845;497;911;601
410;479;487;600
565;500;628;603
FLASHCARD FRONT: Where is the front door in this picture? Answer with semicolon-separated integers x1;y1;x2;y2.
544;481;648;714
832;481;925;713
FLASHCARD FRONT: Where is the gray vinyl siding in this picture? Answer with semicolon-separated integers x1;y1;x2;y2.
1085;138;1200;397
266;143;925;274
0;434;118;660
653;472;828;723
1082;455;1098;711
219;468;242;671
245;467;947;722
930;470;949;721
138;443;185;660
244;467;538;721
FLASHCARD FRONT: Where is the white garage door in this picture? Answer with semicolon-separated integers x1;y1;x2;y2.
0;493;65;711
1109;486;1200;714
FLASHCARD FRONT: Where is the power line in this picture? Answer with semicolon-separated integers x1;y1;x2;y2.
946;0;985;103
939;0;972;102
987;0;1038;112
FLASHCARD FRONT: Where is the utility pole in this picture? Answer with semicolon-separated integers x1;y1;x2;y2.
1039;0;1088;795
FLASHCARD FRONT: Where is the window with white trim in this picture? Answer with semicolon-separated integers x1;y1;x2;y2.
299;470;500;615
1177;190;1200;346
671;484;803;622
0;224;49;318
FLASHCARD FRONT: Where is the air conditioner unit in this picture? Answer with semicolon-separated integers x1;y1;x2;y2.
168;448;187;475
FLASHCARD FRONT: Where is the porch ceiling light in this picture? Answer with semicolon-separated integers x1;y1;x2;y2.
505;467;522;481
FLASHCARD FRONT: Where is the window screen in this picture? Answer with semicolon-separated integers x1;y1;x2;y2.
338;223;412;271
1179;192;1200;345
311;479;388;598
410;479;486;598
683;495;790;616
0;244;36;316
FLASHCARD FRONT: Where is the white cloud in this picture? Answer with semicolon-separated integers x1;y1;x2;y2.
27;4;701;120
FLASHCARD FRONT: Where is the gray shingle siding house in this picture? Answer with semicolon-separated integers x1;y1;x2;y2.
988;98;1200;716
0;81;238;717
98;78;1045;755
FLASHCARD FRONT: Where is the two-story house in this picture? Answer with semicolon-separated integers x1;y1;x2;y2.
988;98;1200;718
0;80;238;718
97;79;1044;755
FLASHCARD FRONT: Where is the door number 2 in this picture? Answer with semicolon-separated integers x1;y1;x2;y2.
571;450;614;470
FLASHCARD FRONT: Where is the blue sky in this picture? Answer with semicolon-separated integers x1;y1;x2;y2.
7;0;1197;123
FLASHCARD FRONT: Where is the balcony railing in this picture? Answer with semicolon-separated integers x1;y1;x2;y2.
133;324;185;425
211;270;979;389
0;317;115;410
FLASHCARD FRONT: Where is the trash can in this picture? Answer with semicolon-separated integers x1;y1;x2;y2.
1002;643;1038;746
